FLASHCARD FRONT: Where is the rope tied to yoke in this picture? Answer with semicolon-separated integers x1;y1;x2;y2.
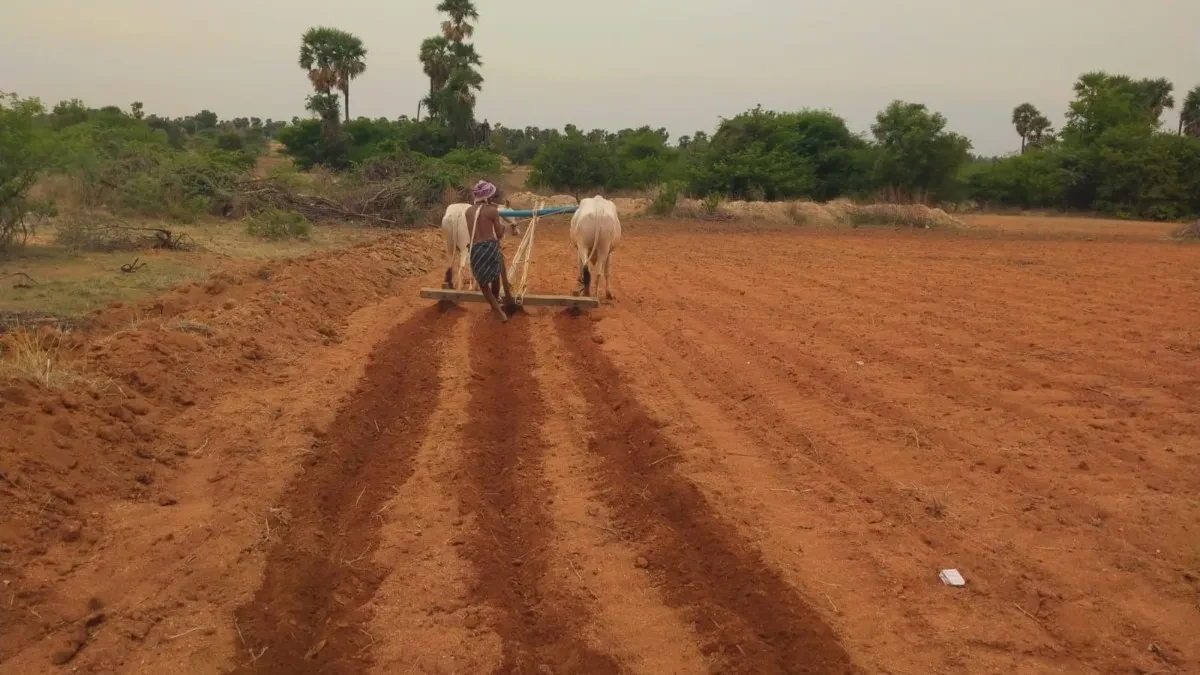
506;201;540;304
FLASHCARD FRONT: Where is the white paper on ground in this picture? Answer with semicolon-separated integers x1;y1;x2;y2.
939;569;966;586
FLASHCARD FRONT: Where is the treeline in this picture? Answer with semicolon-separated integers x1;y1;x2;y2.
6;0;1200;247
969;74;1200;220
279;70;1200;222
519;103;968;203
48;98;288;157
1;94;274;250
271;0;1200;221
513;73;1200;221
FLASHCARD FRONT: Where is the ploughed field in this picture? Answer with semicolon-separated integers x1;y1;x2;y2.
2;215;1198;674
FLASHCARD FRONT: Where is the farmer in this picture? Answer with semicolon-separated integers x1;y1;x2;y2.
466;180;515;322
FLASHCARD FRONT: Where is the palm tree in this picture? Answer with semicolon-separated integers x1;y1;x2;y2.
1133;77;1175;124
437;0;478;43
1027;114;1055;149
420;37;454;94
331;32;367;122
1012;103;1040;153
419;0;485;143
299;27;340;97
420;38;482;102
1179;85;1200;137
300;28;367;122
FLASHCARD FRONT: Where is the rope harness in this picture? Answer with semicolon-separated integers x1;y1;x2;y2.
505;203;540;305
460;204;485;291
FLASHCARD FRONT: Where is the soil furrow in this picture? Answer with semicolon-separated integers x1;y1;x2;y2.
554;312;859;675
460;313;621;675
230;306;452;673
621;247;1190;669
664;256;1200;562
612;304;1100;670
593;307;1069;673
626;292;1185;668
530;325;711;673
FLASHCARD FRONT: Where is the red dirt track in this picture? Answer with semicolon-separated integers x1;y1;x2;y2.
2;216;1199;674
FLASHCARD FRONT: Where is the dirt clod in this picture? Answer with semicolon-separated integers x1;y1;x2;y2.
50;624;90;665
60;521;83;543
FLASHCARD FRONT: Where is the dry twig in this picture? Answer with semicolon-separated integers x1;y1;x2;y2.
1013;602;1042;626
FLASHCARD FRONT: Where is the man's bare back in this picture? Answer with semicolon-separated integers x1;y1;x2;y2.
467;203;504;242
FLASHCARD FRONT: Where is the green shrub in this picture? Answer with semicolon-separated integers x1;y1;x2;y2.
1;93;56;251
244;208;312;240
649;181;683;217
529;131;618;196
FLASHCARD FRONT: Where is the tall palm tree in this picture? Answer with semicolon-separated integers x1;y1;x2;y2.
420;38;481;98
1012;103;1040;153
420;37;453;94
437;0;478;43
300;28;367;122
299;27;340;97
331;32;367;122
419;0;484;143
1179;85;1200;137
423;63;483;119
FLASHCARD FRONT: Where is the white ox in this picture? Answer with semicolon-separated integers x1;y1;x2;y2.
441;203;519;290
570;196;621;300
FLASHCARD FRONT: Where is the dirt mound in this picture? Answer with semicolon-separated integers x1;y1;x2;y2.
0;230;440;665
710;198;967;228
506;192;578;209
715;200;838;225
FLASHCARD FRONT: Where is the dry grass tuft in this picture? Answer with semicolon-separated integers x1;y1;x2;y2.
170;318;215;336
1171;220;1200;241
0;329;107;390
848;203;967;230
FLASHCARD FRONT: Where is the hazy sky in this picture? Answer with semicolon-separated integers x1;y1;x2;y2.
3;0;1198;156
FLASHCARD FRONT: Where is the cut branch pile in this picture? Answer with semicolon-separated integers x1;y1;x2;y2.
234;178;447;228
54;213;196;252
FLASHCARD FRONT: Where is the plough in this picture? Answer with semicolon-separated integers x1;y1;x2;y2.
422;202;599;309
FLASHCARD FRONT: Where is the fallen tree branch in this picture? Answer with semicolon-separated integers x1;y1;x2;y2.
1;272;37;287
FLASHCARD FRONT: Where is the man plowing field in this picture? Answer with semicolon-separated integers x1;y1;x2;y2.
465;180;516;322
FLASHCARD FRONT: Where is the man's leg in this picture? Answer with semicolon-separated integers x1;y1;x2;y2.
479;280;508;322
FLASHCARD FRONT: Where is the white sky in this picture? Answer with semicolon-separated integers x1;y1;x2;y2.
3;0;1198;156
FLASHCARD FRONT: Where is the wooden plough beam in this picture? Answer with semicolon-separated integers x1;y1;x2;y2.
420;288;598;309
